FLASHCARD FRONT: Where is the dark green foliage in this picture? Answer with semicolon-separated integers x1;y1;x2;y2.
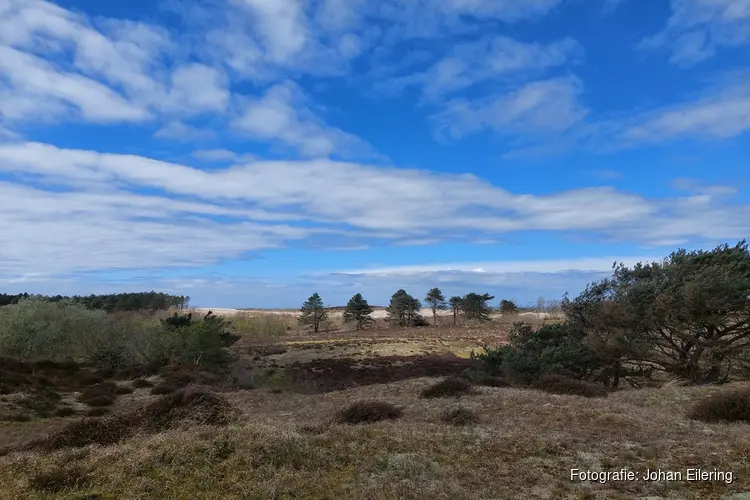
531;374;609;398
420;377;473;398
441;406;480;426
343;293;375;331
471;322;606;383
460;293;495;321
337;400;403;424
131;378;154;388
498;299;519;315
565;240;750;384
424;288;447;325
298;293;329;333
115;385;134;395
159;311;239;367
688;387;750;423
386;289;426;327
0;291;187;312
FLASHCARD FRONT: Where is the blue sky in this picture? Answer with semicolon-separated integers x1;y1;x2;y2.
0;0;748;308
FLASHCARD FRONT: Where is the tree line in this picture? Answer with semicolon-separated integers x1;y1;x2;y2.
0;292;190;312
298;288;523;332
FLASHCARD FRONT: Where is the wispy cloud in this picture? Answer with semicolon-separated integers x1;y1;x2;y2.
231;81;378;159
433;76;589;140
0;141;747;277
380;36;583;101
640;0;750;66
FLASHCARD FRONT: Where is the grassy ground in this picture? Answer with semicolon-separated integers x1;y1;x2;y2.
1;320;749;499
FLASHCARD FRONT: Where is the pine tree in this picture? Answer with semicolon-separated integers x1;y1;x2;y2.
343;293;374;331
448;296;463;326
424;287;447;326
461;293;495;321
298;293;328;333
386;289;424;327
498;299;519;315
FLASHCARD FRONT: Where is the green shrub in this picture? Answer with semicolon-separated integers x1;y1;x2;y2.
0;299;117;365
158;312;238;368
420;377;473;398
337;400;403;424
471;322;606;383
688;388;750;423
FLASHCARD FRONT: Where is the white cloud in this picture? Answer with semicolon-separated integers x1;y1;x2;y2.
335;256;661;277
622;74;750;142
434;76;588;140
154;121;215;142
0;140;748;278
640;0;750;66
191;149;257;163
0;0;230;130
386;36;583;101
0;45;149;123
232;81;377;158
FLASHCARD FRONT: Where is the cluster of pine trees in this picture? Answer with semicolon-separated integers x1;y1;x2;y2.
298;288;522;332
0;292;189;312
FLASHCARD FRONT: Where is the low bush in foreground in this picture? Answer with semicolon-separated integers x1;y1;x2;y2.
28;387;237;451
688;387;750;423
132;378;154;388
441;406;480;426
474;375;512;388
337;400;403;424
77;382;118;407
531;374;609;398
420;377;473;398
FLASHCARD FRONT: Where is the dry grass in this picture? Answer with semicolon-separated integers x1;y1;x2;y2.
2;325;750;499
2;379;749;499
531;374;610;398
440;406;480;426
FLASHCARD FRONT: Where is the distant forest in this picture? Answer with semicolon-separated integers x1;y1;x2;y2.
0;292;189;312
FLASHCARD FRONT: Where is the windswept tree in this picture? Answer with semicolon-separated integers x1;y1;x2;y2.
498;299;519;315
343;293;374;331
386;289;424;327
424;287;447;326
461;293;495;321
565;240;750;385
298;293;328;333
448;296;463;326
